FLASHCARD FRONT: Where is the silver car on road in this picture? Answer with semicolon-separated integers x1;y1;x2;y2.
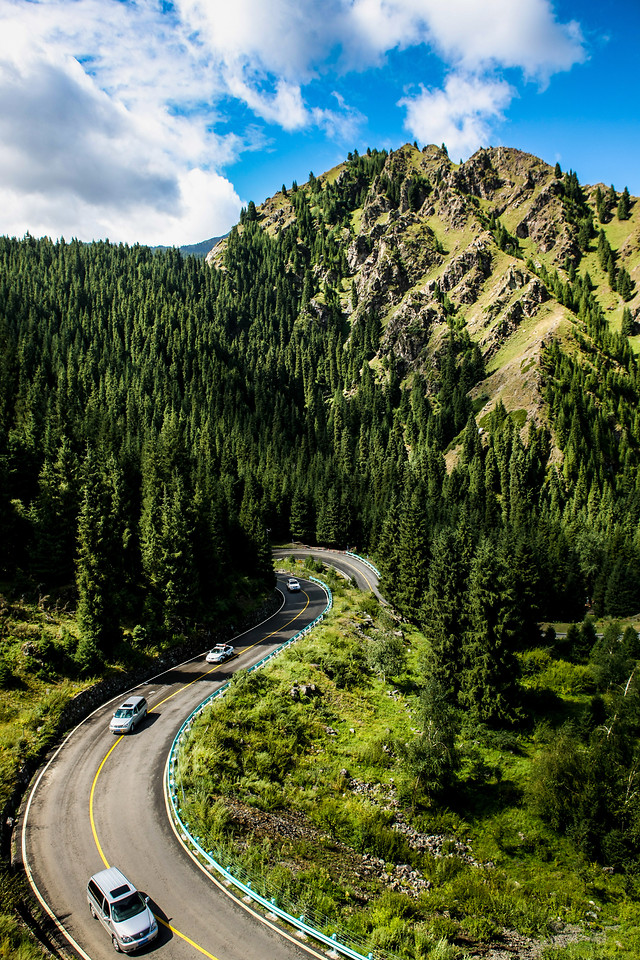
87;866;158;953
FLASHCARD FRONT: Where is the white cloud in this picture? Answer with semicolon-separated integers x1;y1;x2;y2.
225;75;309;132
0;0;587;243
0;168;241;247
399;74;514;159
417;0;585;79
0;44;173;208
354;0;586;161
312;94;367;143
172;0;585;153
100;169;243;247
348;0;584;78
0;0;241;243
175;0;345;82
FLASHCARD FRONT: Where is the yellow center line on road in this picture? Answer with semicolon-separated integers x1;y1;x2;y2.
276;549;375;592
88;588;314;959
156;916;223;959
341;558;373;591
150;588;311;713
89;737;122;868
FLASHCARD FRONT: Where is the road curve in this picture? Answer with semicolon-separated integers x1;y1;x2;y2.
273;546;383;602
19;577;331;960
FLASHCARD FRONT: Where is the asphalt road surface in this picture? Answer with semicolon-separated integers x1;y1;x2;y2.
273;547;383;602
19;575;332;960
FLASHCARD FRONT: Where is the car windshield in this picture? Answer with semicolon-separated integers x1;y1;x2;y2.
111;892;146;923
114;708;133;719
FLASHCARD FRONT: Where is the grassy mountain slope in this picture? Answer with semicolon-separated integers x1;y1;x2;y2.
210;143;638;455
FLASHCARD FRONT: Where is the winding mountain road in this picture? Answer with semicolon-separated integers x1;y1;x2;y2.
272;547;382;602
19;552;381;960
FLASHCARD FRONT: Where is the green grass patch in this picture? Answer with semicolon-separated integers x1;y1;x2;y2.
177;583;640;960
486;302;573;375
471;394;490;415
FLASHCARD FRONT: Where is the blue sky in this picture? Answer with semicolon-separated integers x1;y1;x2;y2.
0;0;637;245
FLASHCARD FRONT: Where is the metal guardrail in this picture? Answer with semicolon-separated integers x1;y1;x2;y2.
275;545;380;582
246;577;332;674
345;551;381;579
165;579;379;960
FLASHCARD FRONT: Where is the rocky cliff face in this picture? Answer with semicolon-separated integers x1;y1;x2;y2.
209;143;640;433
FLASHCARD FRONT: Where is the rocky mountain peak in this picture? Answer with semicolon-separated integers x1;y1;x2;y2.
208;142;639;445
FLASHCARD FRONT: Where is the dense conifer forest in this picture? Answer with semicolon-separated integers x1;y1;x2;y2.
2;150;640;661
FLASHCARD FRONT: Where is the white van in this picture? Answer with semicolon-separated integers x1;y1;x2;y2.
109;696;148;735
87;866;158;953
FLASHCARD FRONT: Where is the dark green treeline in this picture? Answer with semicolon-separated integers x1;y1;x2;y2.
1;151;640;671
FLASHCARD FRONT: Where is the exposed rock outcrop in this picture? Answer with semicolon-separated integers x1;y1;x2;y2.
206;141;640;441
440;238;493;302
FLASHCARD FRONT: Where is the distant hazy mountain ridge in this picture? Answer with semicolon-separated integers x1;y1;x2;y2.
154;235;226;258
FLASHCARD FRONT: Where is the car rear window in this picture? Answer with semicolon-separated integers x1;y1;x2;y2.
88;880;104;904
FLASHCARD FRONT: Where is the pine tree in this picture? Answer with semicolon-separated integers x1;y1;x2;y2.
604;554;640;618
315;483;343;547
376;495;402;606
401;676;459;797
617;186;631;221
459;538;521;726
75;449;120;656
289;487;311;542
28;441;79;584
461;414;481;464
395;480;430;621
617;267;634;301
192;475;227;617
595;186;607;223
159;472;198;630
422;527;469;700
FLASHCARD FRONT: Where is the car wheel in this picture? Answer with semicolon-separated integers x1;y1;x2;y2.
112;935;121;952
90;903;97;919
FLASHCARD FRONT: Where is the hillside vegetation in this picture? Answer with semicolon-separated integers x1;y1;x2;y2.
179;565;640;959
1;142;640;957
2;145;640;643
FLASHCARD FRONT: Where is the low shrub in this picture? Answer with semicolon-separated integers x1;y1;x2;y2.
534;659;594;696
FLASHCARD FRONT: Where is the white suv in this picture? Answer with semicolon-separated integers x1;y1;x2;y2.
109;696;148;735
87;866;158;953
287;577;301;592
